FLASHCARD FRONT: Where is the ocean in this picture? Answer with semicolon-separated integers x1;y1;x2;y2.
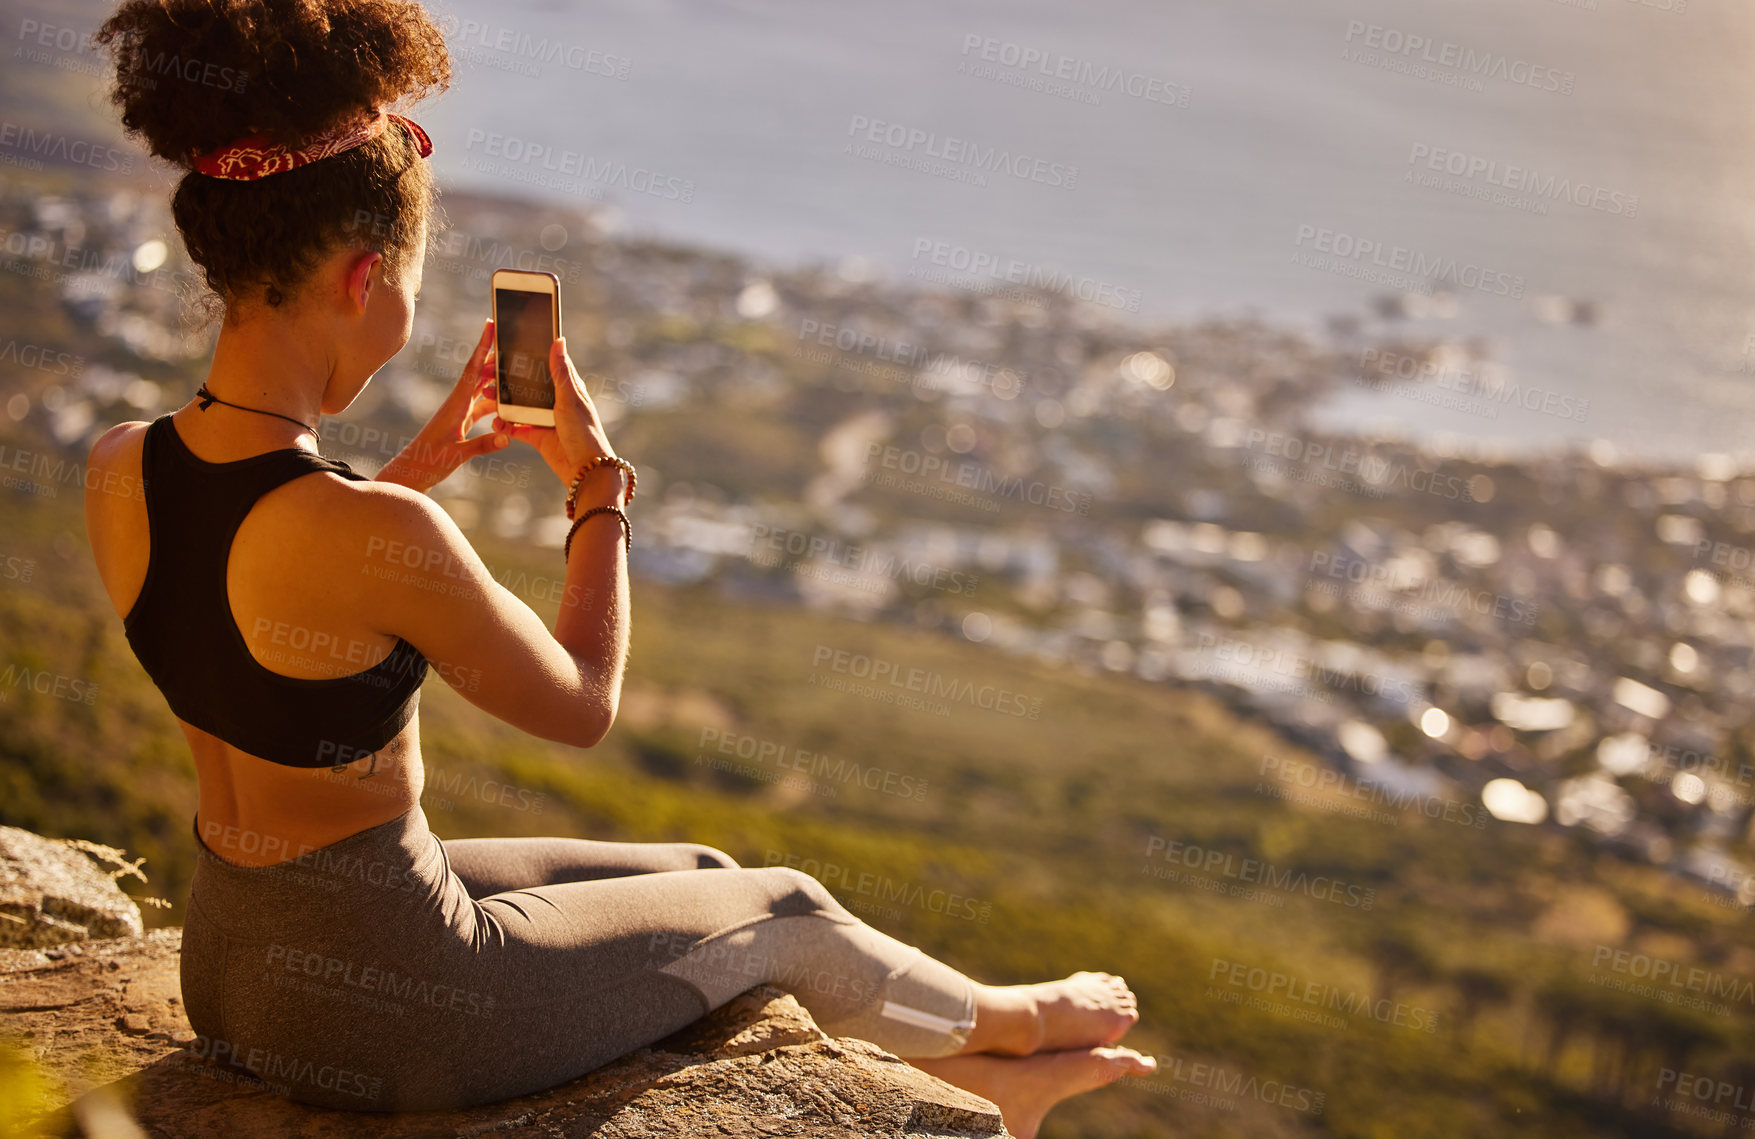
416;0;1755;465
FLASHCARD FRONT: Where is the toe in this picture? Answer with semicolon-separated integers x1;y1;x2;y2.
1098;1047;1156;1075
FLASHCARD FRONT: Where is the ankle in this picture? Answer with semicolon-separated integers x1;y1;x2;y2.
968;984;1037;1054
979;983;1043;1054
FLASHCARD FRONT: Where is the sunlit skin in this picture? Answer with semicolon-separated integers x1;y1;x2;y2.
78;217;1152;1133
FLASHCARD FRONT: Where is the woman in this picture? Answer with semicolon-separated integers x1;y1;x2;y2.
82;2;1154;1135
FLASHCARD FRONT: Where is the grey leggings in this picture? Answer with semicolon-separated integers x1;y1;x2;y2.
179;806;978;1111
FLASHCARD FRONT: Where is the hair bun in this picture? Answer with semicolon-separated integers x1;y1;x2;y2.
97;0;450;167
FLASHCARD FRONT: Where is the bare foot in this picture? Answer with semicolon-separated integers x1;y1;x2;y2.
912;1045;1156;1139
972;971;1140;1056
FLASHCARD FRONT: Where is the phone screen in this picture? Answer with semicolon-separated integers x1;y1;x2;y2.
494;288;556;408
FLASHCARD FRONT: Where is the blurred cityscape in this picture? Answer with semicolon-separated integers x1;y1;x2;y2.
8;176;1754;917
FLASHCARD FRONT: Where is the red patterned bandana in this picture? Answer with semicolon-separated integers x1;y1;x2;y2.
192;110;433;180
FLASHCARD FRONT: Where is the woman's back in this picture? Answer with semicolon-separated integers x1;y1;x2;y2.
85;408;431;865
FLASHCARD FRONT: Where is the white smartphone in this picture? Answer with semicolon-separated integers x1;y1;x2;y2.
491;268;562;427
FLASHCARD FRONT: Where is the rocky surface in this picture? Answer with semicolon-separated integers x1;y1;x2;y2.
0;827;145;949
3;927;1011;1137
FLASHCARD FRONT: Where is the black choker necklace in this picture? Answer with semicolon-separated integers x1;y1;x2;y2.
195;383;322;444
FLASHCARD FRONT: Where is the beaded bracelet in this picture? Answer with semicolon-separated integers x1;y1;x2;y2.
564;505;631;561
566;456;637;520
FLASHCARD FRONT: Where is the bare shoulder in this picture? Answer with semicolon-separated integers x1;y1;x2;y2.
83;420;152;521
88;419;150;465
294;470;465;551
84;420;150;493
280;471;489;599
82;421;152;619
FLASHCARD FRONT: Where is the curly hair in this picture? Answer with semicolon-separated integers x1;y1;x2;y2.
95;0;452;309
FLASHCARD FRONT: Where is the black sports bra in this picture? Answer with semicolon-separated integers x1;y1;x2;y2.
121;414;429;768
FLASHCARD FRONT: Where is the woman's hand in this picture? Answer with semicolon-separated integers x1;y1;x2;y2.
376;319;510;494
493;336;622;497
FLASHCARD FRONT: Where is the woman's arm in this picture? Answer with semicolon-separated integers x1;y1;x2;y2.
347;475;628;748
340;334;632;747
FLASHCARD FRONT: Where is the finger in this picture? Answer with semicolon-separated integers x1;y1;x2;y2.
550;337;584;398
493;419;547;443
553;339;605;424
456;431;511;461
461;396;494;435
453;375;496;429
455;319;494;395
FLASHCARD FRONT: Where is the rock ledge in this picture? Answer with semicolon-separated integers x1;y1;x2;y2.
3;927;1010;1137
0;825;145;949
